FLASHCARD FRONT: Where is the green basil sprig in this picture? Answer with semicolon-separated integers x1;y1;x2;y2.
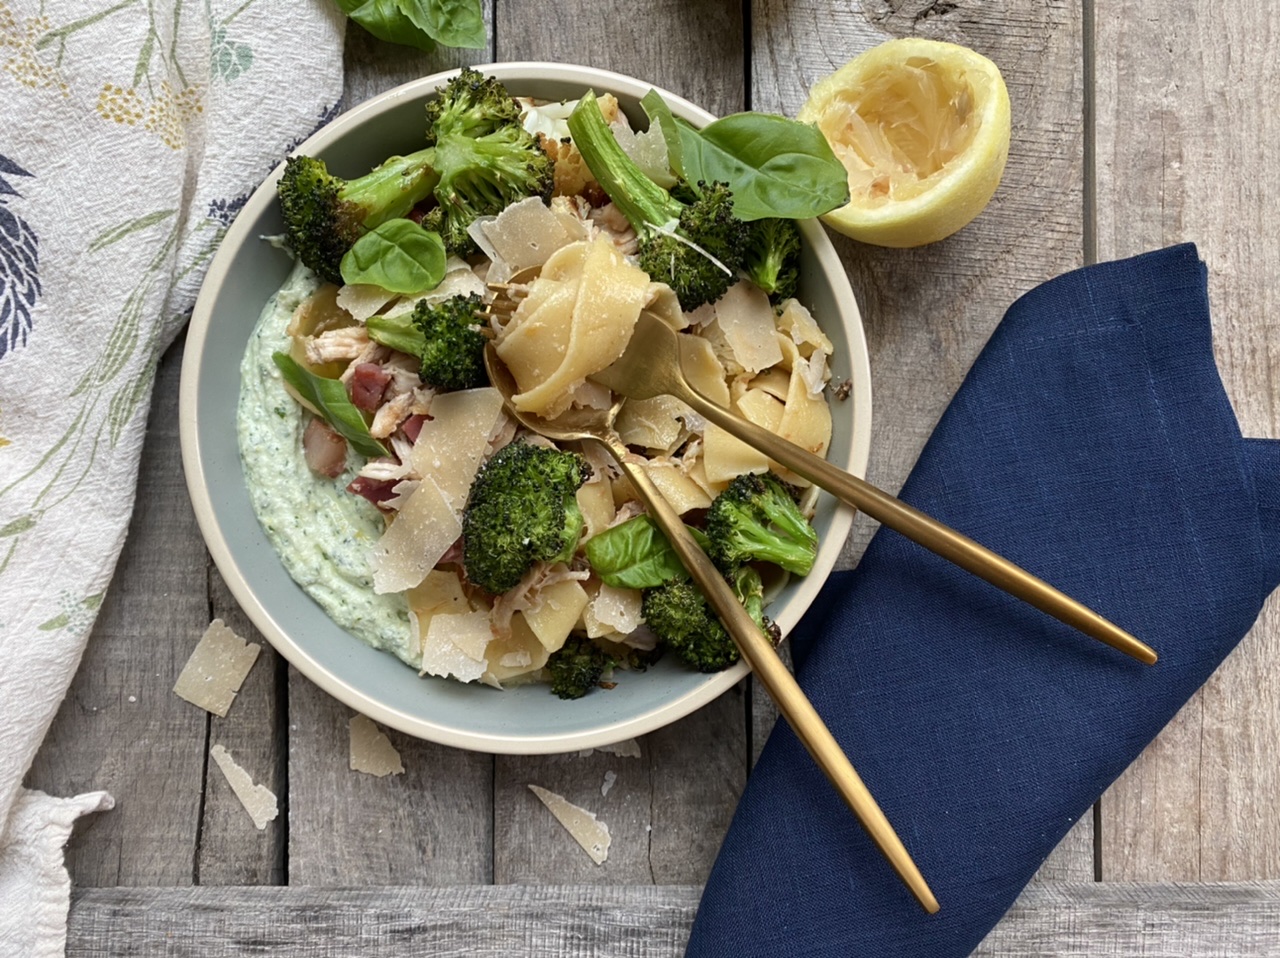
333;0;486;52
584;514;711;590
366;312;426;357
675;112;850;221
272;352;390;459
339;219;447;294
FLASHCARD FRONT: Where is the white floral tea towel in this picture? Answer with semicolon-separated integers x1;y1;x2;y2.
0;1;345;954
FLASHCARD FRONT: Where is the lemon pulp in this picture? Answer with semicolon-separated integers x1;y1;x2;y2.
800;39;1010;247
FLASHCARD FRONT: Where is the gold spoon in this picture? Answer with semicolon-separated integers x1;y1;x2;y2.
589;313;1158;666
483;345;941;915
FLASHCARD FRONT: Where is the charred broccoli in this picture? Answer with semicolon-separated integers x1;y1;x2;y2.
412;293;488;390
743;217;801;301
728;563;781;644
567;91;750;310
425;67;524;143
706;472;818;576
277;150;438;283
546;635;614;700
461;442;591;594
642;579;741;672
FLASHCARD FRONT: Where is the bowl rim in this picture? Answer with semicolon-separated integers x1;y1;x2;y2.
179;61;873;754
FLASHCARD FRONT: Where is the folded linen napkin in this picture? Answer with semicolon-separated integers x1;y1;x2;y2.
0;3;343;954
685;244;1280;957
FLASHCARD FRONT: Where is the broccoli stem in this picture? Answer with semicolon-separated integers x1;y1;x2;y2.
342;147;440;229
566;91;682;233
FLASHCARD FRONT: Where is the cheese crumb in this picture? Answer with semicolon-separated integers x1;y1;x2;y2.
601;770;617;797
210;744;278;830
528;784;611;865
576;738;642;759
173;619;261;717
348;714;405;777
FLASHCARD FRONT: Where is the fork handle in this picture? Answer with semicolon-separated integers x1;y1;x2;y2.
678;388;1157;666
605;444;940;913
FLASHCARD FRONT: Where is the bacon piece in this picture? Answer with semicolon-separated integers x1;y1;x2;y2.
346;476;398;509
348;362;392;412
401;414;428;445
303;417;347;478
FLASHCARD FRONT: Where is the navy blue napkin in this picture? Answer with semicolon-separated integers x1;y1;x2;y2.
685;244;1280;958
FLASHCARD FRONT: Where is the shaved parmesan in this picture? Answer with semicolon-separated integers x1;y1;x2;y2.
529;784;611;864
210;745;278;830
523;579;590;653
585;583;644;638
476;196;576;282
349;714;405;777
644;459;712;513
483;614;551;687
601;770;617;796
409;388;504;507
336;283;397;322
370;476;460;594
173;619;261;718
714;281;782;373
421;610;493;682
778;298;834;355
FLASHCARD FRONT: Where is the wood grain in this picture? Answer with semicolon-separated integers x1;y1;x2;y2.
196;569;285;885
746;0;1095;882
65;882;1280;956
1095;0;1280;881
26;339;209;886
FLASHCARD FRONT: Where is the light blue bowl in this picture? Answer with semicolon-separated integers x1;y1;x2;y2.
179;62;871;754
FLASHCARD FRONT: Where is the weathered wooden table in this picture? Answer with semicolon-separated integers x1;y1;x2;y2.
29;1;1280;954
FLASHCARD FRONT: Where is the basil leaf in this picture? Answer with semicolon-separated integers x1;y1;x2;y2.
272;352;389;459
366;312;426;357
641;89;684;180
396;0;486;49
676;113;850;221
340;219;447;294
336;0;436;52
584;514;711;590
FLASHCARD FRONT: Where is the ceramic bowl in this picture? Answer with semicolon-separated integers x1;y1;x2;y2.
179;62;871;754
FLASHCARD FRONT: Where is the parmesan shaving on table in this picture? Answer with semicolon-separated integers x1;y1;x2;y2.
172;619;261;718
528;784;612;865
348;714;405;777
210;745;278;830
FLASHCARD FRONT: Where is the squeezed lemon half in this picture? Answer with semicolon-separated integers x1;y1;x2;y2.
799;38;1011;247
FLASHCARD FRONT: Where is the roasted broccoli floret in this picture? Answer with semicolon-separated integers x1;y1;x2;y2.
424;122;554;255
546;635;614;700
412;293;488;390
743;217;801;301
277;150;439;283
461;442;591;594
426;67;524;143
642;579;740;672
567;92;750;310
706;472;818;576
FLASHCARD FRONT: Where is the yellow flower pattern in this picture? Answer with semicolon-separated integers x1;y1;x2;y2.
0;3;69;97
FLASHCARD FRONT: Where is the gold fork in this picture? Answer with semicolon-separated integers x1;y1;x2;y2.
483;344;942;914
589;312;1158;666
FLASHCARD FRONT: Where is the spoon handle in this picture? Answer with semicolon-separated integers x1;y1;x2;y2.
605;441;940;914
677;387;1157;666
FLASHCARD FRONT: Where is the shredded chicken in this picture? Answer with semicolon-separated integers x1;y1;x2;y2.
588;202;639;256
305;325;371;365
369;390;415;439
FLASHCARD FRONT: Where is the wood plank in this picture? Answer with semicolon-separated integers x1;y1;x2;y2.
487;0;751;886
281;19;500;887
25;337;210;885
746;1;1094;882
1095;0;1280;881
286;667;494;884
66;882;1280;957
196;569;285;885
